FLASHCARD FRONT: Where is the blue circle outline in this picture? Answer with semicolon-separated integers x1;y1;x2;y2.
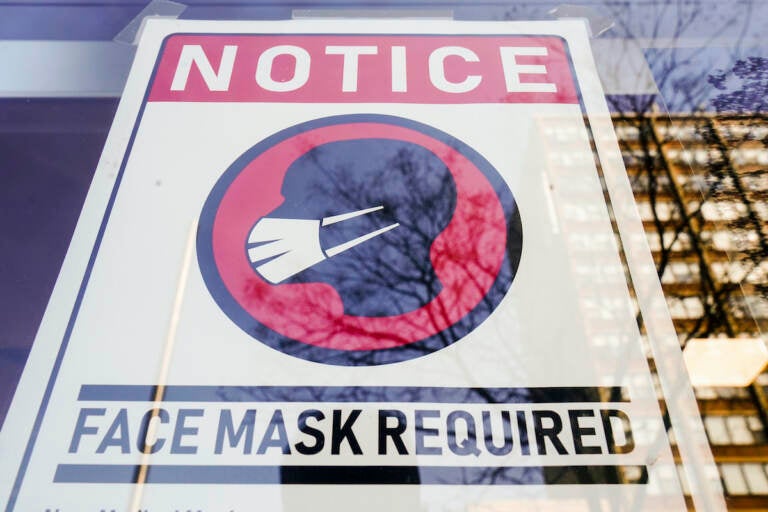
197;114;522;366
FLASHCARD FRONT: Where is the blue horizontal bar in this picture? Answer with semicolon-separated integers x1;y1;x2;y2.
77;385;628;403
54;464;646;485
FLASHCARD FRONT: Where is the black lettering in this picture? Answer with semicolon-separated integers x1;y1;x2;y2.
569;409;601;455
378;409;408;455
415;409;442;455
482;410;514;456
601;409;635;454
295;409;325;455
331;409;363;455
517;411;530;455
446;410;480;456
533;410;568;455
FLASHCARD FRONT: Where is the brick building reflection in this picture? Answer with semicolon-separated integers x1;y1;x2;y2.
615;111;768;510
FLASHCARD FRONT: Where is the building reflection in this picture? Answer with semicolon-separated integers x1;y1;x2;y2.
614;109;768;508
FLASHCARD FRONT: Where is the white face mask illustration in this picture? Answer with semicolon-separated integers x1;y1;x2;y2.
247;205;399;284
198;115;519;365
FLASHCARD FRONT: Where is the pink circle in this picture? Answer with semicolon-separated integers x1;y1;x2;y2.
212;122;507;351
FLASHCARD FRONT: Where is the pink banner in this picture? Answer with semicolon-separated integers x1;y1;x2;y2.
149;34;578;104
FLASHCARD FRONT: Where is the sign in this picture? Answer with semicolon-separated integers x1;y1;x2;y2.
1;20;690;511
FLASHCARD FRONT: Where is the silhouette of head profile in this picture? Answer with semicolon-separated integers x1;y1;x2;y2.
260;138;457;317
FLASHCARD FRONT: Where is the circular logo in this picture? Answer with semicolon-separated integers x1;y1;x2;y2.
198;114;522;365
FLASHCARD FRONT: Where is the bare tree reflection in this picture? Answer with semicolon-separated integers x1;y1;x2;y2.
238;128;520;367
600;4;768;494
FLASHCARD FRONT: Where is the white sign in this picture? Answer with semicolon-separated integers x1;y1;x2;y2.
1;19;694;511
